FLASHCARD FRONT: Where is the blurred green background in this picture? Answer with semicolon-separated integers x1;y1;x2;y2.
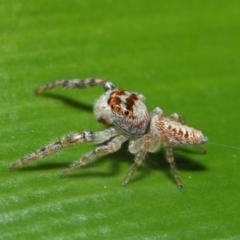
1;1;240;239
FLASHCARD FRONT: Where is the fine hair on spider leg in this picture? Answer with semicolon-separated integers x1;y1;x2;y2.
9;128;120;170
9;78;208;188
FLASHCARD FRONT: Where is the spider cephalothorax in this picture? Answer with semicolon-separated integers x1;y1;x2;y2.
94;87;150;137
10;78;208;188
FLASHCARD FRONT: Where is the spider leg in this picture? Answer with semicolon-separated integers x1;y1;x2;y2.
122;135;151;186
169;112;186;125
61;134;129;177
9;128;119;170
35;78;115;94
164;144;183;189
122;151;147;186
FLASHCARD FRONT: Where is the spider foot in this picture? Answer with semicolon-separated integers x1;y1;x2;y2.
178;184;183;189
8;162;22;171
60;169;70;178
122;181;128;187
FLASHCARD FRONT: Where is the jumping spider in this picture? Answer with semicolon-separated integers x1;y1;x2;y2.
9;78;208;188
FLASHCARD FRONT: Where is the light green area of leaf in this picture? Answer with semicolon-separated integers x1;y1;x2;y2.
1;1;240;239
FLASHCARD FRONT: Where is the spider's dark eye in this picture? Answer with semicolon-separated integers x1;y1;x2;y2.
124;110;129;116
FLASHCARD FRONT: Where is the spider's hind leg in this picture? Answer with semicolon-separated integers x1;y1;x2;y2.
165;145;183;189
169;113;186;125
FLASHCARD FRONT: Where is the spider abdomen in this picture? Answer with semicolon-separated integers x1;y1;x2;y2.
153;116;207;146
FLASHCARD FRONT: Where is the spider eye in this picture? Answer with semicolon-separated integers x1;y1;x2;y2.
111;102;150;137
124;110;129;116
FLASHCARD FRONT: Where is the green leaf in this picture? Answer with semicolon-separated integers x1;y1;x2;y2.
1;0;240;239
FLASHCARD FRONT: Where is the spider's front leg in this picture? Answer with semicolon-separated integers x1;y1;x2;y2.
9;128;119;170
35;78;115;94
61;134;129;177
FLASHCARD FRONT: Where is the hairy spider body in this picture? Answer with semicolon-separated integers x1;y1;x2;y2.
10;78;208;188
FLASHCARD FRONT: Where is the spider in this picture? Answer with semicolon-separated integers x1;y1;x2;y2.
9;78;208;188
